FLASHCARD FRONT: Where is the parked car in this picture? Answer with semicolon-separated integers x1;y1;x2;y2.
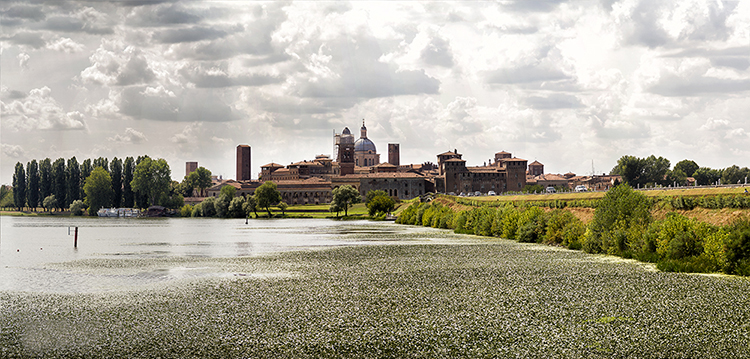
474;191;482;196
575;185;588;192
545;186;556;193
487;191;497;196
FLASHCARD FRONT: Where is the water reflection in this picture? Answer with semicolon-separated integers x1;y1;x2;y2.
0;216;448;293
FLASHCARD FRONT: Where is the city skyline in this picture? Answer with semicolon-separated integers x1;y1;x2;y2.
2;1;749;184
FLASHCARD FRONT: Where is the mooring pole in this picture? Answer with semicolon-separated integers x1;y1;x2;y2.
74;227;78;248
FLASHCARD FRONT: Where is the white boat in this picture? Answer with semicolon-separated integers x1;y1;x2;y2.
97;208;140;217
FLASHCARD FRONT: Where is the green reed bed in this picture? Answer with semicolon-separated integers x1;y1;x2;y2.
2;237;749;358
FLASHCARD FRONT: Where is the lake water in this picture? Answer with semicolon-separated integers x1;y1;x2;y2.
0;216;451;294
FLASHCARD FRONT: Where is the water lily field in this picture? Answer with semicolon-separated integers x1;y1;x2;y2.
1;217;749;358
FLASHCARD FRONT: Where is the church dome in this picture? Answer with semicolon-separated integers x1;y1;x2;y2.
354;138;376;153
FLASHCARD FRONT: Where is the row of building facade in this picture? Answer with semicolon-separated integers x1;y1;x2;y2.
187;121;619;205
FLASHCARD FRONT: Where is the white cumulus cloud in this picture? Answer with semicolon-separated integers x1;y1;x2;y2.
0;87;86;131
108;127;147;144
47;37;85;53
1;144;25;158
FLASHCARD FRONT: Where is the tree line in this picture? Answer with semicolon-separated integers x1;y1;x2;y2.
611;156;749;188
398;185;750;276
180;183;395;219
6;156;210;215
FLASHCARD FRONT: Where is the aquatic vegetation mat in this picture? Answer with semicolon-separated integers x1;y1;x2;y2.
2;240;750;358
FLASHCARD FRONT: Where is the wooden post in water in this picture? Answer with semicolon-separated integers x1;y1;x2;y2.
74;227;78;248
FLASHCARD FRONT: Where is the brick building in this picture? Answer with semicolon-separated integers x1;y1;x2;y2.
236;145;251;181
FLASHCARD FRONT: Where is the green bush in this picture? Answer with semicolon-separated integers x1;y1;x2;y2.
191;203;202;217
69;200;86;216
586;184;651;255
201;197;217;217
415;204;428;225
516;207;547;243
544;210;578;245
395;202;418;225
473;207;495;237
453;211;469;233
227;197;246;218
179;204;193;217
669;196;697;210
654;213;709;260
725;219;750;275
437;208;454;229
421;204;435;227
561;219;585;250
500;208;520;240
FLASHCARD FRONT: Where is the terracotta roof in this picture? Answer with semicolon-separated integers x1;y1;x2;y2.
261;163;284;168
529;160;543;166
534;174;567;181
496;151;511;155
502;157;527;162
444;158;466;162
438;151;459;156
290;160;324;167
375;162;397;167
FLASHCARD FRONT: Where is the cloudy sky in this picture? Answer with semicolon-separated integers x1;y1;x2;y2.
2;0;749;184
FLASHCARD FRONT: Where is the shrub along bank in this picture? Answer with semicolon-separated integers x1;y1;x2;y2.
397;185;750;276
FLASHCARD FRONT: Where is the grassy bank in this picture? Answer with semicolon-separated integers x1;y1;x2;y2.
2;238;749;358
399;185;750;276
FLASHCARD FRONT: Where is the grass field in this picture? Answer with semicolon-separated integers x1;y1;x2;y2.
2;231;749;358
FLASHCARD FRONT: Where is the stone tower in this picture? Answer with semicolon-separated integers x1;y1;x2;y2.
236;145;251;181
335;127;355;175
388;143;400;166
186;161;198;177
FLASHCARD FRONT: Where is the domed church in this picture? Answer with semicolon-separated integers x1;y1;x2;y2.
353;120;380;167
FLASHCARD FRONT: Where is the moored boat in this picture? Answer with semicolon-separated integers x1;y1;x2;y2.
97;208;141;217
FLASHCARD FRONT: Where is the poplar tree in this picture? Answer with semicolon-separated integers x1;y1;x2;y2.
26;160;40;211
122;157;135;207
80;158;92;200
93;157;109;173
13;162;26;210
52;158;66;210
111;157;123;207
39;158;52;200
67;157;81;206
134;156;149;208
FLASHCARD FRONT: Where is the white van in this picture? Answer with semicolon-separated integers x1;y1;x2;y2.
545;187;556;193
